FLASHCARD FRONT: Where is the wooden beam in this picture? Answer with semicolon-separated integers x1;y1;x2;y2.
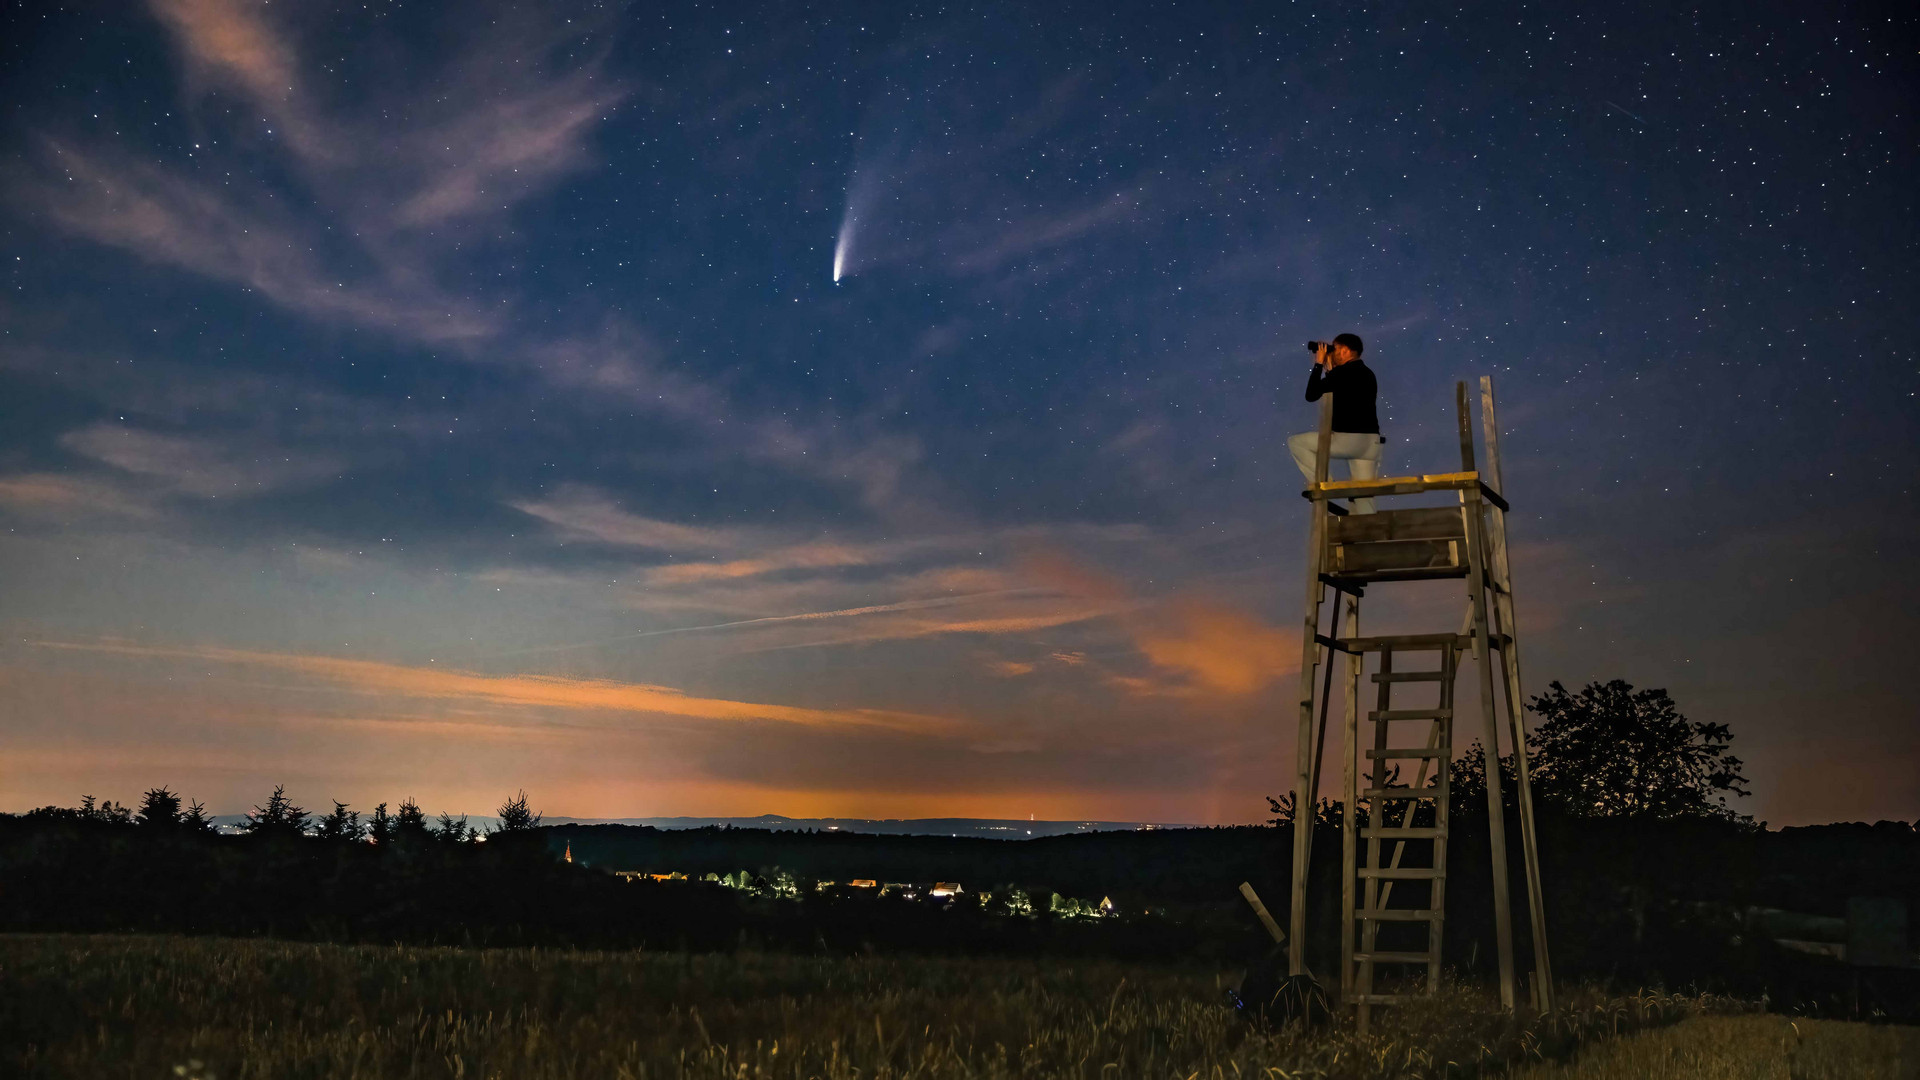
1338;633;1470;652
1339;595;1362;1006
1288;393;1336;977
1308;471;1482;499
1333;539;1462;574
1239;881;1286;945
1482;374;1555;1011
1369;708;1453;722
1459;382;1519;1010
1351;951;1434;964
1325;565;1470;585
1329;507;1469;544
1357;909;1441;922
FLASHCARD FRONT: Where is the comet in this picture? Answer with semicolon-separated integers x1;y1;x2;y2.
833;212;853;283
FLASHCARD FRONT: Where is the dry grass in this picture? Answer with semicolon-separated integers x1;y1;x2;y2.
3;933;1755;1079
1508;1013;1920;1079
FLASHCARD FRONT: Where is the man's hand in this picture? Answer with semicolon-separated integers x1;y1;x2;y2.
1314;341;1332;369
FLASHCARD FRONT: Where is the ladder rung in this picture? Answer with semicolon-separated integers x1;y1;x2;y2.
1358;867;1443;879
1366;747;1447;759
1370;709;1452;722
1352;951;1434;964
1338;633;1466;653
1360;827;1444;839
1356;908;1442;922
1372;671;1445;683
1364;787;1440;800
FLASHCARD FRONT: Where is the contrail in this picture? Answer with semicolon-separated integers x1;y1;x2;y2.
1605;100;1648;125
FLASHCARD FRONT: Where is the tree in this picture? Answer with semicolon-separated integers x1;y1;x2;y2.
1452;680;1751;823
25;795;131;824
433;812;472;844
493;790;543;833
243;785;310;837
136;787;184;828
393;798;429;839
80;795;133;824
368;802;395;845
1448;740;1511;813
316;800;364;842
1264;791;1349;828
1527;680;1750;821
182;799;217;834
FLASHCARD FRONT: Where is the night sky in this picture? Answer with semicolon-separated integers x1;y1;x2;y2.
3;1;1914;826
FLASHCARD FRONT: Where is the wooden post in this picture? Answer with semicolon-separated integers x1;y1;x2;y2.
1480;376;1554;1010
1356;643;1393;1033
1338;594;1361;1006
1288;393;1336;975
1429;644;1456;993
1240;881;1287;944
1457;381;1518;1010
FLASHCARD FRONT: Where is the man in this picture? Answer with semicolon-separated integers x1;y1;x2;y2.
1287;332;1384;514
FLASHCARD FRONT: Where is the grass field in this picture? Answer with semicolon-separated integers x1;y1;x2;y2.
1508;1013;1920;1079
0;933;1861;1079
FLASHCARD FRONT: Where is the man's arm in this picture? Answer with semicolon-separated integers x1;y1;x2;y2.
1304;342;1333;401
1305;364;1327;402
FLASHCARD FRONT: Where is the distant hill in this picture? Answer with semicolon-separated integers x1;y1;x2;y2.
207;813;1195;840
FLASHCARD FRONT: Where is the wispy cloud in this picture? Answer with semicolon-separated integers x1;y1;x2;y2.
146;0;326;159
510;486;736;551
392;69;616;228
30;142;499;343
15;1;621;351
1018;551;1299;697
1128;599;1297;696
32;640;972;737
0;472;157;519
12;4;952;518
645;544;873;585
60;422;341;498
948;191;1142;275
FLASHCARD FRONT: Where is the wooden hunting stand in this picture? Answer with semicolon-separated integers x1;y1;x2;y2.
1285;377;1552;1031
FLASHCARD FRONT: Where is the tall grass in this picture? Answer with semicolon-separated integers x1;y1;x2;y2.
3;934;1740;1079
1507;1014;1919;1079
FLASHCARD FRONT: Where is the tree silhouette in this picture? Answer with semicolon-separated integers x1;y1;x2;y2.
1448;741;1508;812
316;801;364;843
182;798;217;834
136;787;184;828
494;790;543;833
433;812;472;844
243;785;310;837
1453;680;1751;822
368;802;395;845
77;795;133;824
1527;680;1750;821
394;798;429;839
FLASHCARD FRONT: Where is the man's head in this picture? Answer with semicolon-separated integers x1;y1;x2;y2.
1331;332;1364;365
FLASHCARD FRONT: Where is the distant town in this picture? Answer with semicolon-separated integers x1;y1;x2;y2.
603;859;1120;919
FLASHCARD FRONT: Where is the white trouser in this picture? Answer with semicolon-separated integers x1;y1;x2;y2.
1288;431;1385;514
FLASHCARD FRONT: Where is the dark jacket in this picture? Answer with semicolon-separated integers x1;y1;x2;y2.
1303;360;1380;434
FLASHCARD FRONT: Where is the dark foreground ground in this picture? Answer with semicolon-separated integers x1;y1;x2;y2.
0;933;1848;1080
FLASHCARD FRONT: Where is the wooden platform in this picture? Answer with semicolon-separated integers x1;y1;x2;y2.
1322;505;1471;584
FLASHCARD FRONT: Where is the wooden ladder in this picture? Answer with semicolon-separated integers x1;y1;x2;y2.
1285;377;1552;1032
1345;635;1456;1029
